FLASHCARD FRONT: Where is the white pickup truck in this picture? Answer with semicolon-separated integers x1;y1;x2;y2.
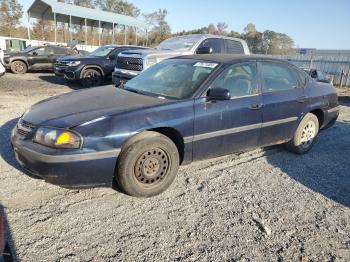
112;34;250;84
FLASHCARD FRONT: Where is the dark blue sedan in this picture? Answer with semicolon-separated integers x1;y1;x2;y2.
11;55;340;197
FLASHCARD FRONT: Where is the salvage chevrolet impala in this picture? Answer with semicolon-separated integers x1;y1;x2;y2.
11;55;340;197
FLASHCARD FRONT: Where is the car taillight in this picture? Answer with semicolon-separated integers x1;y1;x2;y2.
0;216;4;255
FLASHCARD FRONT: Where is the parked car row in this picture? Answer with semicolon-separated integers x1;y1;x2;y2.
1;35;333;90
54;45;148;88
2;45;88;74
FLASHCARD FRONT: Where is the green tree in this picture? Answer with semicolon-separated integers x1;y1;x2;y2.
0;0;23;37
95;0;140;17
143;9;171;46
262;30;294;54
207;23;216;34
216;22;228;35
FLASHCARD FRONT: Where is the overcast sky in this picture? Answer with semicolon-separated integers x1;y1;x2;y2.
19;0;350;49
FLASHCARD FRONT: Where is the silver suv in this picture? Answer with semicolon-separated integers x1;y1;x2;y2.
112;34;250;84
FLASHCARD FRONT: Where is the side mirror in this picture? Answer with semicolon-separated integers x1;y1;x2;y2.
32;51;38;56
207;88;231;101
196;46;213;54
109;54;116;60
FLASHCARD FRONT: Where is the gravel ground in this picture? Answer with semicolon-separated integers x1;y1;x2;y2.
0;73;349;261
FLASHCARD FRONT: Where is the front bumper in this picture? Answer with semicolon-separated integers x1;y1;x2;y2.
54;66;80;80
11;128;120;188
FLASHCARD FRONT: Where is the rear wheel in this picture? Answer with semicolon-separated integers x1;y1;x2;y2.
286;113;319;154
10;60;27;74
80;68;102;88
116;132;180;197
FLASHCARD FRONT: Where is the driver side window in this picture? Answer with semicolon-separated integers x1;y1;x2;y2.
32;47;46;55
210;62;258;97
197;38;222;53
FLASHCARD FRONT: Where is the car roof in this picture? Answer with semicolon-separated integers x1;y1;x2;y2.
172;54;287;64
171;34;247;44
102;45;147;49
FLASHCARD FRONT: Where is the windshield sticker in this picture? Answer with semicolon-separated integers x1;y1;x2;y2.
193;62;218;68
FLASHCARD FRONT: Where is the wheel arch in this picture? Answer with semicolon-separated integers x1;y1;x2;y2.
309;108;324;128
10;58;29;68
79;65;105;78
120;127;185;165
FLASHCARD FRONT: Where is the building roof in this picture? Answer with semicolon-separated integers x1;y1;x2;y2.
28;0;147;29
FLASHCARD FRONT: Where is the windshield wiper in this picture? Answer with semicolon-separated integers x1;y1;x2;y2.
124;87;141;94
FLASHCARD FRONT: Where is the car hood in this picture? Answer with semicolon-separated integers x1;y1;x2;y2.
4;52;23;57
120;48;192;59
23;86;169;128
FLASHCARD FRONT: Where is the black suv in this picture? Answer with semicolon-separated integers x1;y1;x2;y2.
3;45;78;74
55;45;148;87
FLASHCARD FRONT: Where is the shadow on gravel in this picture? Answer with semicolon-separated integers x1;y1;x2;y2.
0;204;17;261
0;118;20;170
38;75;82;90
266;119;350;208
0;118;43;180
338;95;350;106
38;75;113;91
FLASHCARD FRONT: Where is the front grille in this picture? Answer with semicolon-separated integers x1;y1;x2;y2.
55;61;69;68
16;119;35;138
117;56;143;71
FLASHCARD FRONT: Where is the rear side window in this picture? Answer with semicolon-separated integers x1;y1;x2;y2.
198;38;222;53
261;62;299;92
224;40;244;54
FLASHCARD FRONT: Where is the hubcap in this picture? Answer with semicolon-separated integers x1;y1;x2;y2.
134;148;169;185
15;63;24;72
300;121;316;148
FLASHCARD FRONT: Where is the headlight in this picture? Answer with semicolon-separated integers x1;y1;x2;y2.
66;61;81;67
144;57;157;68
33;127;82;149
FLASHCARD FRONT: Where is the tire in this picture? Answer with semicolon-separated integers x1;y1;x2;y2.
286;113;319;154
10;60;27;74
80;68;102;88
116;132;180;197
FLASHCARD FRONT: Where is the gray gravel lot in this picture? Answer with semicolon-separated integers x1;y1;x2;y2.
0;73;349;261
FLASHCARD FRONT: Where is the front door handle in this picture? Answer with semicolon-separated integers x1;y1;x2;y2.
249;103;263;110
297;95;308;103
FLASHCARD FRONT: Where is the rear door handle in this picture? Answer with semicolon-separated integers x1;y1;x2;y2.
297;95;308;103
249;103;263;110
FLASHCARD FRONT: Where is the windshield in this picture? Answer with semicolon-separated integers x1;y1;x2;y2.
156;35;203;51
90;46;115;57
124;59;218;99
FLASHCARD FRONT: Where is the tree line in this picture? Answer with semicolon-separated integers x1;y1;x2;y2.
0;0;295;54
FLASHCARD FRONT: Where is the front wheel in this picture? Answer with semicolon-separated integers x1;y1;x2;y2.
80;69;102;88
10;61;27;74
116;132;180;197
286;113;319;154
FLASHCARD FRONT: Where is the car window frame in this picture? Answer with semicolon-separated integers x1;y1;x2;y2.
196;38;224;54
29;46;46;56
223;39;244;54
258;60;302;94
198;60;261;99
